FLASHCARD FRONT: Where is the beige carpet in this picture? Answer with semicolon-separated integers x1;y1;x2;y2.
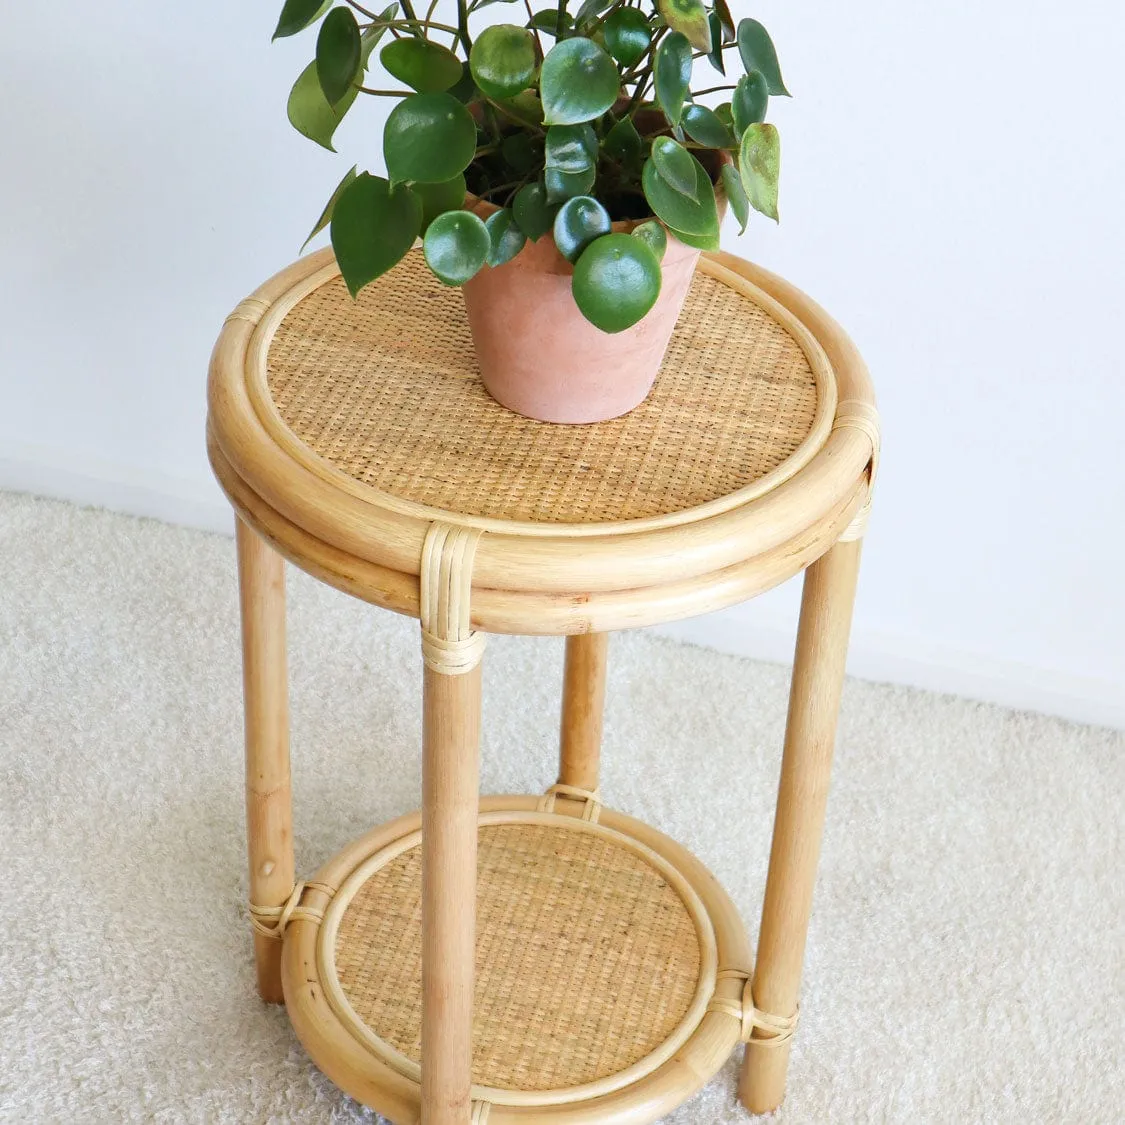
1;492;1122;1123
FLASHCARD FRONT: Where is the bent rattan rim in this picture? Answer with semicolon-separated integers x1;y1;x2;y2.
314;809;718;1108
239;252;837;539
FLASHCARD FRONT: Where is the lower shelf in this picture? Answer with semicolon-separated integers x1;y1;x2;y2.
281;794;751;1124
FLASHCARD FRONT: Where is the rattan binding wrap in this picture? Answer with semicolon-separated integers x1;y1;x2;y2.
260;252;834;530
318;813;715;1106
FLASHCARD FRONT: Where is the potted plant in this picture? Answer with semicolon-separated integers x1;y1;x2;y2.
274;0;786;422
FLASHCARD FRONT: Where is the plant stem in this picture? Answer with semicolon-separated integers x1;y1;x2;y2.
523;0;544;59
345;0;382;18
357;86;413;96
694;83;737;96
456;0;472;53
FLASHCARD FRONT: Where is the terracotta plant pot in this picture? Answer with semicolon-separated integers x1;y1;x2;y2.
462;202;709;424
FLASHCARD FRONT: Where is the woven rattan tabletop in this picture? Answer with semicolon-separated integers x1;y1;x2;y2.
207;248;877;632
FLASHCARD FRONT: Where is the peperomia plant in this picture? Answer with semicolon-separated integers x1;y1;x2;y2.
275;0;786;331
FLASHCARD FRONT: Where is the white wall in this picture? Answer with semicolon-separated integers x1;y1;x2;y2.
2;2;1122;728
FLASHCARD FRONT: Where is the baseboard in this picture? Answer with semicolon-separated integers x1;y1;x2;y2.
4;443;1121;731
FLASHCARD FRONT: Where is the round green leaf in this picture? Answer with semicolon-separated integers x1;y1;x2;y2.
683;104;734;149
720;163;749;234
501;132;540;174
423;209;491;285
512;182;558;241
572;234;662;333
545;124;598;175
553;196;612;263
665;224;719;251
736;18;789;96
413;174;468;232
573;0;614;26
540;38;620;126
316;7;361;106
657;0;712;54
485;207;528;267
545;164;596;204
491;90;544;126
732;71;769;135
287;59;358;151
653;33;691;127
631;220;667;262
528;9;574;37
714;102;735;132
384;93;477;184
738;122;780;221
331;173;422;296
641;153;719;237
652;138;698;202
273;0;331;41
470;24;537;100
604;117;643;166
604;8;652;68
381;38;464;93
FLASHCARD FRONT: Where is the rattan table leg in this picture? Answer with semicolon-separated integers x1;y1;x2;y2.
236;517;294;1004
739;537;862;1113
421;661;483;1125
558;634;609;792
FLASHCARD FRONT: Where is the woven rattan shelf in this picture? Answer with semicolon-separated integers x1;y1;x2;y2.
207;248;878;1124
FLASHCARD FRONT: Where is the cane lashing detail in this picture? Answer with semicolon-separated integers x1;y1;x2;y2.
419;521;486;674
832;399;880;542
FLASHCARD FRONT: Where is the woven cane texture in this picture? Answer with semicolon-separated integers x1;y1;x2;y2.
332;822;702;1092
265;251;820;524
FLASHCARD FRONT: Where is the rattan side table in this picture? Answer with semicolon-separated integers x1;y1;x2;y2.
206;247;878;1125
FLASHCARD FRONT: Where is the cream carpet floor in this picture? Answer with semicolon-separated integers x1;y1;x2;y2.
1;492;1122;1123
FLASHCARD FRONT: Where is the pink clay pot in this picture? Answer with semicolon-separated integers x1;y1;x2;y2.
463;189;725;424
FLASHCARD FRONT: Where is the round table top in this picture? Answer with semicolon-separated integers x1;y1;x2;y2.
207;248;877;635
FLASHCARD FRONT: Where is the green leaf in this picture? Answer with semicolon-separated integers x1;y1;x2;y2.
512;182;558;240
631;220;667;262
492;90;544;126
361;7;400;68
448;61;478;102
604;8;652;68
706;12;725;74
485;208;527;266
739;122;780;221
331;173;422;296
653;33;691;127
651;137;698;202
470;24;537;100
545;124;598;175
413;174;468;232
553;196;612;263
714;101;734;133
287;60;358;151
316;7;361;106
528;9;573;36
665;224;719;251
657;0;711;54
732;71;769;135
572;233;662;333
604;117;643;166
682;104;733;149
302;164;357;251
736;18;789;96
573;0;615;26
384;93;477;183
713;0;736;41
381;38;464;93
501;132;540;174
641;153;719;237
720;163;749;233
423;209;490;285
545;163;596;204
540;38;620;126
273;0;331;41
